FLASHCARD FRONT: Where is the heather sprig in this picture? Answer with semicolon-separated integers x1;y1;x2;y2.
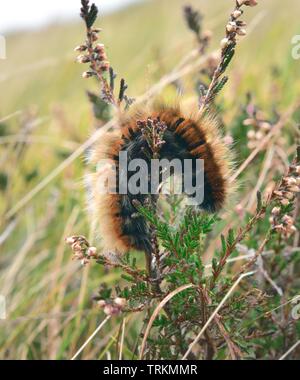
75;0;133;111
183;5;213;55
138;118;167;159
199;0;259;112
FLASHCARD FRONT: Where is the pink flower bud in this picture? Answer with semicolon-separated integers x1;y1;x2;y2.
104;304;120;316
88;247;97;257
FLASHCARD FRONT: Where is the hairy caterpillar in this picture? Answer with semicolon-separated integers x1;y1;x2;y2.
86;105;233;256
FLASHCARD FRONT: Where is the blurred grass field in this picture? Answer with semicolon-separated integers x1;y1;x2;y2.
0;0;300;359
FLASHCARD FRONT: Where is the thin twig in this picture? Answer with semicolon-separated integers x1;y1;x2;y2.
118;318;126;360
278;340;300;360
70;316;111;360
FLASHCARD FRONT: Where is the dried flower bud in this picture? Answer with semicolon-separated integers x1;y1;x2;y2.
100;62;110;72
82;71;94;78
280;199;290;206
244;0;258;6
91;32;99;42
97;300;106;308
232;10;242;19
289;186;300;193
103;305;113;315
74;45;88;52
94;43;105;53
87;247;97;257
282;215;294;225
274;224;284;232
260;122;271;131
284;177;297;186
284;192;294;200
95;52;107;62
236;20;247;27
236;28;247;36
114;297;127;308
255;131;264;140
290;225;297;233
220;37;230;48
65;236;77;245
247;130;256;139
271;207;280;216
247;141;257;150
77;55;90;64
243;118;255;126
226;22;237;33
72;242;82;252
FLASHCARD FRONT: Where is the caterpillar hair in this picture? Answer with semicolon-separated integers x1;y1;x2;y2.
86;104;233;257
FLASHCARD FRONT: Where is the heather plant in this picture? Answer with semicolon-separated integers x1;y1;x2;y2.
66;0;300;360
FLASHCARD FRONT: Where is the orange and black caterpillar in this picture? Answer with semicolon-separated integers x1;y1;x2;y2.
86;105;233;256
